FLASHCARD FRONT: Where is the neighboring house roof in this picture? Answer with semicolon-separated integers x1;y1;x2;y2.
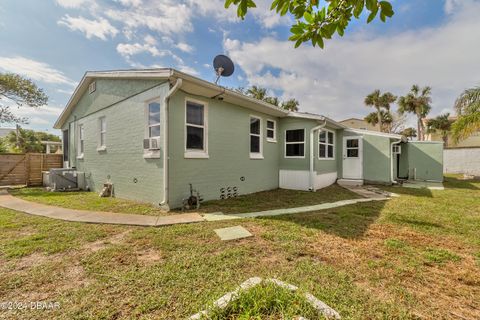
339;117;365;123
54;68;346;130
0;127;15;138
345;128;403;139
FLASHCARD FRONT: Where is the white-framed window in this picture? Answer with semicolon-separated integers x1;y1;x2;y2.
148;101;160;138
319;129;335;159
77;124;84;158
392;144;401;154
285;129;305;158
88;81;96;94
185;99;208;158
98;116;106;150
250;116;263;159
346;138;360;158
266;119;276;142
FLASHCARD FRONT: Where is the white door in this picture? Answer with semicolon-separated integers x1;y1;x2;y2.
343;136;363;179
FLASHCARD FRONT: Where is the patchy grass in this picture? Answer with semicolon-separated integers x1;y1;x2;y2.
9;187;168;216
206;282;320;319
197;184;361;214
0;176;478;319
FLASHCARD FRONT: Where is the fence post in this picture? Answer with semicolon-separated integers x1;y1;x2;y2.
25;153;30;186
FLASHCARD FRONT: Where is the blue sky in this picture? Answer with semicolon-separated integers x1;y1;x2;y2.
1;0;479;134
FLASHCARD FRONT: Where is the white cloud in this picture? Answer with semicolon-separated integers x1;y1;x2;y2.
105;1;193;35
55;0;90;8
116;42;163;58
58;15;118;40
176;42;194;53
224;1;480;121
178;65;199;76
117;0;143;7
0;56;75;86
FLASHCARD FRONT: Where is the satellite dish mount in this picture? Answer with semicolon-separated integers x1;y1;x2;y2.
213;54;234;85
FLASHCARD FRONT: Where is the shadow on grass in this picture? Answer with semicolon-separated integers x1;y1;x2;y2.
443;176;480;190
385;186;434;198
261;200;386;239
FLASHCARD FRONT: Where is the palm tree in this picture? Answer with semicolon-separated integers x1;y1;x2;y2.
426;113;453;146
364;90;397;132
364;110;392;132
281;98;299;112
401;127;417;140
451;87;480;143
246;86;267;101
397;85;432;141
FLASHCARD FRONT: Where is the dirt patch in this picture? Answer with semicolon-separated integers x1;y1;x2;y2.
136;248;162;265
81;230;131;252
303;222;480;319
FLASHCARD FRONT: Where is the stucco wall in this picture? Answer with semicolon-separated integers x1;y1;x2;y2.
63;79;168;204
444;147;480;175
278;118;338;174
404;142;443;181
167;91;281;208
362;134;392;184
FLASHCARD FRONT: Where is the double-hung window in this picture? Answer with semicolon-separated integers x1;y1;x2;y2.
266;119;276;142
148;102;160;138
77;124;84;158
185;100;207;157
285;129;305;158
319;129;335;159
98;117;106;150
250;116;263;158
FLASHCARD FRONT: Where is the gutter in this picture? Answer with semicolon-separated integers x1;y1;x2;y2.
390;138;402;184
309;120;327;191
160;78;183;209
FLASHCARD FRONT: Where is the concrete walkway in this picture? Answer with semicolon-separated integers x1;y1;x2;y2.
0;190;204;227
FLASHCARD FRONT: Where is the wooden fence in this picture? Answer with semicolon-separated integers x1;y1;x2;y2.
0;153;63;186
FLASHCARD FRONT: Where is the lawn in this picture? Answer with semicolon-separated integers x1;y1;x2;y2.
9;187;169;216
0;176;479;319
9;184;360;215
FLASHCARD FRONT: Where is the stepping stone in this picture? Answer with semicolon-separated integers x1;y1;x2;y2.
214;226;253;241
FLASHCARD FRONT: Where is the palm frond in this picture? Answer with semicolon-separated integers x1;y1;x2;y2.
451;112;480;142
454;87;480;115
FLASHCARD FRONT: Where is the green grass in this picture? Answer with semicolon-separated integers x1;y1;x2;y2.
0;175;479;319
206;282;320;319
196;184;361;214
9;187;169;216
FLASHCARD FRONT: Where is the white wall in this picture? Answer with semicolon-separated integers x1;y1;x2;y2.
444;148;480;175
279;170;337;190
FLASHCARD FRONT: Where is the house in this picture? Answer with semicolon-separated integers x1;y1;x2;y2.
339;118;379;132
424;116;480;148
54;69;443;209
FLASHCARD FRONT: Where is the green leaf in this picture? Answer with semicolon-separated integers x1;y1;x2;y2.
353;0;364;18
294;39;303;48
367;6;378;23
303;11;314;23
379;1;394;16
224;0;235;9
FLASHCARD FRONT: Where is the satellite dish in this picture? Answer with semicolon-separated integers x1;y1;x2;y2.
213;54;234;84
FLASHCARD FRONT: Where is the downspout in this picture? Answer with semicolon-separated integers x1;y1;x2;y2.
309;120;327;191
390;138;402;184
160;78;183;209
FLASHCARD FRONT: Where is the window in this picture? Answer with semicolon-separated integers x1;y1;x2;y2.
250;116;263;158
392;144;401;154
346;138;359;158
77;124;84;158
319;129;335;159
148;102;160;138
98;117;106;150
88;81;96;94
266;119;276;142
285;129;305;158
185;100;207;153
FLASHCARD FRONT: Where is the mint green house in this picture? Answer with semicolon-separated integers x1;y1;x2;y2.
54;69;443;209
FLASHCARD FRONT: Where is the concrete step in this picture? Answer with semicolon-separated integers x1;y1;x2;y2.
337;179;364;186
